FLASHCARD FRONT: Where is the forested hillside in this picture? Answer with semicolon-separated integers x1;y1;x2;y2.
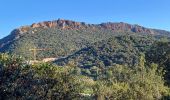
55;35;155;68
1;19;170;99
0;19;170;60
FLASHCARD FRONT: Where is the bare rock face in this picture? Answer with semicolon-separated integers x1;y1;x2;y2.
10;19;158;37
19;26;31;33
99;22;155;34
30;19;85;29
31;23;40;28
131;25;154;34
100;22;133;31
31;21;57;28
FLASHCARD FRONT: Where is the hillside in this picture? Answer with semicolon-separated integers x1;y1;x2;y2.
0;19;170;59
55;35;155;68
1;19;170;99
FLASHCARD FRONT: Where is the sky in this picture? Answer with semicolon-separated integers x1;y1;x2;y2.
0;0;170;39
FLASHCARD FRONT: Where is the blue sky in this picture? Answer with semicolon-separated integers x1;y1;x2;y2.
0;0;170;39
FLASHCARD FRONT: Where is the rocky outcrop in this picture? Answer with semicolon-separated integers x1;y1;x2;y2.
99;22;133;31
30;19;86;30
0;19;170;57
16;19;155;34
5;19;170;41
99;22;155;34
31;21;57;28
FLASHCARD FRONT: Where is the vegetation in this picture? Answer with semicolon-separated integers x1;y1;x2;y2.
0;53;170;100
1;21;170;99
55;35;155;68
146;41;170;86
0;26;156;60
0;27;119;59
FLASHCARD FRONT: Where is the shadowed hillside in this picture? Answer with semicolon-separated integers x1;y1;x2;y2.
55;35;155;68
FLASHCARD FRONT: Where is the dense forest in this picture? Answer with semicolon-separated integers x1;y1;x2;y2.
1;19;170;99
0;52;170;100
55;35;155;68
1;19;170;60
1;37;170;99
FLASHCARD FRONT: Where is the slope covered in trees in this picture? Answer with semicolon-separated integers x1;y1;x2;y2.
146;42;170;86
1;19;170;99
55;35;155;68
0;19;170;60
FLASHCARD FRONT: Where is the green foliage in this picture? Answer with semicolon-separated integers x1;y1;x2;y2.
1;22;170;100
0;53;90;99
55;35;155;68
0;27;128;59
92;54;169;100
0;53;169;100
0;26;156;61
146;41;170;86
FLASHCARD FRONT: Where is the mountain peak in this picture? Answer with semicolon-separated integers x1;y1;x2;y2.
30;19;86;29
3;18;170;46
14;19;156;35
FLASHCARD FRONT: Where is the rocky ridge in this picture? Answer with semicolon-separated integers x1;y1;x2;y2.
14;19;156;35
1;19;170;50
